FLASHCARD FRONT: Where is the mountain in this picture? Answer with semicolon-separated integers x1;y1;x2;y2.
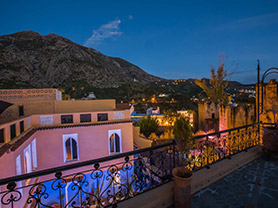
0;30;160;89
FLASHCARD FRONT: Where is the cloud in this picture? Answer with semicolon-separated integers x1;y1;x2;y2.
128;15;133;20
217;13;278;30
85;19;122;47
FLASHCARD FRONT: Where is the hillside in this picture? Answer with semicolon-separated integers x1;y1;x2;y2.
0;30;160;89
0;30;254;104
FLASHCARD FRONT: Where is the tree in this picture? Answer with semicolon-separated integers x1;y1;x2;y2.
173;117;193;178
138;116;159;138
162;109;178;127
195;55;233;105
173;117;193;154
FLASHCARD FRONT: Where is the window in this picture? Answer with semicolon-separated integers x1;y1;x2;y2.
108;130;121;154
24;145;32;174
212;113;215;119
0;129;4;143
19;106;24;116
61;115;73;124
31;139;37;169
16;155;23;195
63;134;78;162
10;124;16;140
20;121;24;133
80;114;91;123
40;115;54;125
98;113;108;121
26;118;31;128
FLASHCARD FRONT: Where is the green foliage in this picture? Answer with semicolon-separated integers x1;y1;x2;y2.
173;117;193;154
138;116;159;138
162;109;178;127
195;55;230;105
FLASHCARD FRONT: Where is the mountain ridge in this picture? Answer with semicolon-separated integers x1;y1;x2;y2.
0;30;252;95
0;30;160;89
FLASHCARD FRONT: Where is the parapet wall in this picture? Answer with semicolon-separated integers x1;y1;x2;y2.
0;99;117;124
0;88;62;101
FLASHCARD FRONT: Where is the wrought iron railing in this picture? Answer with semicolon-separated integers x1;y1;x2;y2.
0;123;262;208
187;123;260;170
0;142;176;208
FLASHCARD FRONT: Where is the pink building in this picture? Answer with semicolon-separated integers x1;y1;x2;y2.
0;98;134;207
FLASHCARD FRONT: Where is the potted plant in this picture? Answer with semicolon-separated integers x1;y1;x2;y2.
172;117;193;208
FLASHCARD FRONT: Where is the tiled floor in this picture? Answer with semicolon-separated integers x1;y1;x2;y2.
191;157;278;208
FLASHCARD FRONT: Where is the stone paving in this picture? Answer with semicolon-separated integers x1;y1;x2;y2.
191;157;278;208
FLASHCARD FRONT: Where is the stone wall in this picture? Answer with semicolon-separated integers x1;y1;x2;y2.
256;79;278;123
198;101;219;132
219;104;256;131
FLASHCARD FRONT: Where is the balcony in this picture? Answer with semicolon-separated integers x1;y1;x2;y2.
191;157;278;208
0;122;275;208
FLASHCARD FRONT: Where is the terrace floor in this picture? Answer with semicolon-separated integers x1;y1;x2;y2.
191;157;278;208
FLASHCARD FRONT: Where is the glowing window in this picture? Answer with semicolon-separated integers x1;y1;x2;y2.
108;130;121;154
63;134;78;162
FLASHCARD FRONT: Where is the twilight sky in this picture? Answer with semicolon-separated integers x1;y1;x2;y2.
1;0;278;84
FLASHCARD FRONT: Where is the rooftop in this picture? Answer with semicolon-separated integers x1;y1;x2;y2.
192;157;278;208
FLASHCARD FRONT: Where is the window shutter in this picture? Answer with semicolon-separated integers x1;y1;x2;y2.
24;145;32;173
115;134;120;153
16;155;21;175
32;139;37;168
16;155;23;195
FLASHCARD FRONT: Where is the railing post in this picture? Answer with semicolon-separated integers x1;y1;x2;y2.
237;129;240;152
206;135;210;169
228;131;231;159
173;142;176;169
244;127;248;151
257;60;260;123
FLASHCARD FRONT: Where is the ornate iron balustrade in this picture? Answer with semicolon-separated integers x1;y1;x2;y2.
187;123;260;171
0;142;176;208
0;123;262;208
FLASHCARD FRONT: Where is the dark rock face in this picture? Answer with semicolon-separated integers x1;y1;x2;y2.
0;30;160;89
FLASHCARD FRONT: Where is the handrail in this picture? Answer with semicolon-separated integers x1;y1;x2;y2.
0;141;175;186
193;123;259;139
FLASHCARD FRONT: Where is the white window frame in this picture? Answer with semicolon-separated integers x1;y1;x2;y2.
108;129;122;155
23;145;32;174
62;133;79;162
15;155;23;195
31;139;37;169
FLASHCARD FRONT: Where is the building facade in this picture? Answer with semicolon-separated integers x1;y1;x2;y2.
0;94;134;207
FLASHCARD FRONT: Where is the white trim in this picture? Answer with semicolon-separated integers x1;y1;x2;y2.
108;129;122;155
15;155;23;195
16;155;21;176
62;133;79;162
23;145;32;173
31;139;37;169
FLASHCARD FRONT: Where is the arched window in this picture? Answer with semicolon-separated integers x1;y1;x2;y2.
65;138;78;160
63;134;78;162
109;130;121;154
